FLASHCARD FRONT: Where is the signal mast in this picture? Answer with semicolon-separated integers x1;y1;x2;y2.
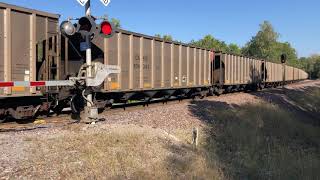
60;0;115;121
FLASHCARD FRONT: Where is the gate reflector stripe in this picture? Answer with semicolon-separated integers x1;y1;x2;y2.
0;82;14;87
14;81;30;87
30;81;46;86
0;80;74;88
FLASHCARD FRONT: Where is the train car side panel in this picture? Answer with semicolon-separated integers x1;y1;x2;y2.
230;55;235;84
163;42;171;88
120;33;130;90
285;65;292;81
153;40;162;88
133;36;141;89
201;50;205;85
0;3;59;97
173;44;179;87
105;33;119;90
189;47;195;86
11;10;30;94
0;8;4;95
294;68;299;81
143;38;152;88
181;45;188;87
240;57;245;84
195;49;200;86
246;57;250;84
223;54;230;85
235;55;239;84
265;62;271;82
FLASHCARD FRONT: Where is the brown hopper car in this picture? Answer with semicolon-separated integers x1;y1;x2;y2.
213;53;308;92
0;3;308;121
0;2;60;97
65;29;212;103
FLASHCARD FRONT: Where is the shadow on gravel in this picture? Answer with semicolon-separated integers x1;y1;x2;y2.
186;85;320;179
252;86;320;125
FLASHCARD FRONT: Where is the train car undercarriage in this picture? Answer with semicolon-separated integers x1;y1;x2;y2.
0;79;305;122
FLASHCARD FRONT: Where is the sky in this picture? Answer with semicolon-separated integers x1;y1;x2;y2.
1;0;319;57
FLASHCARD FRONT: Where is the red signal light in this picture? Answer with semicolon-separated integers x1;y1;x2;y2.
100;21;115;38
101;21;112;35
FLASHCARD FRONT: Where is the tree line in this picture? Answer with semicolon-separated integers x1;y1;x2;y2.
112;19;319;79
189;21;319;79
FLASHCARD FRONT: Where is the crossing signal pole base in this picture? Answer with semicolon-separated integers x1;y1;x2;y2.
83;106;99;123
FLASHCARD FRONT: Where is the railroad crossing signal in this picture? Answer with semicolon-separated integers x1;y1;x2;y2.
60;21;77;36
77;16;97;37
281;54;287;64
76;0;111;6
100;0;111;6
60;16;115;39
100;20;115;37
77;0;89;6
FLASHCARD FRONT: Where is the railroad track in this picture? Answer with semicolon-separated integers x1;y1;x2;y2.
0;92;225;132
0;81;312;132
0;114;80;133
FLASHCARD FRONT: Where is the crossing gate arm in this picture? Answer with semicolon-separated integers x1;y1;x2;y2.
0;80;76;88
0;63;120;88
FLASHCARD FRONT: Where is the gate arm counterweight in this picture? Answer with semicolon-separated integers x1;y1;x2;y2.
86;63;121;87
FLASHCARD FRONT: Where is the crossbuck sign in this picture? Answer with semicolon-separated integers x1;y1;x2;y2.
77;0;111;6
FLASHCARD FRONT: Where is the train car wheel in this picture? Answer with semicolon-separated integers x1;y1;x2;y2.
214;89;223;96
52;101;66;115
70;94;85;114
53;105;64;115
208;87;214;96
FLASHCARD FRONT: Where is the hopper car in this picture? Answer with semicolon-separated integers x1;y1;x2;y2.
0;3;308;121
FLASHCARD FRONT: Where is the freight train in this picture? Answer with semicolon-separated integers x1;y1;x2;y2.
0;3;308;121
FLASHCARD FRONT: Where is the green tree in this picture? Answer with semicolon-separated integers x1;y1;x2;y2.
242;21;302;67
301;55;320;79
314;59;320;78
190;35;229;52
111;18;121;28
227;43;242;55
154;34;173;41
274;42;299;67
242;21;279;60
163;34;173;41
154;34;161;38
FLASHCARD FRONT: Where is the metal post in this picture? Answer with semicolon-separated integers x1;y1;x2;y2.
85;0;91;16
84;0;98;121
85;0;93;108
85;35;93;107
282;63;285;88
281;54;287;89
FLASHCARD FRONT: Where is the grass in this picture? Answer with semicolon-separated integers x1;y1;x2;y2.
286;87;320;118
189;87;320;180
20;125;221;179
